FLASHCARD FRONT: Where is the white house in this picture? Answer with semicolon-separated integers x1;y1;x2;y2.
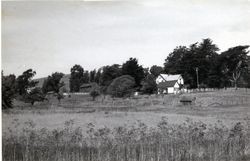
156;74;184;94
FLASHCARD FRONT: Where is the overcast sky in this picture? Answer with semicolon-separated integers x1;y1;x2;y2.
2;0;250;78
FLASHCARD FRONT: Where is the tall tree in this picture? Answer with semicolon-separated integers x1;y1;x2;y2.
82;71;90;84
122;58;145;87
150;65;164;77
219;45;249;89
42;72;65;94
164;46;188;74
164;38;219;88
89;70;96;82
207;57;223;88
2;73;16;109
16;69;37;95
195;38;219;86
70;65;84;92
100;64;122;87
94;69;102;84
141;74;157;94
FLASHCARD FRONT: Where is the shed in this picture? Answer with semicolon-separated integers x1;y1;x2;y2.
79;83;92;93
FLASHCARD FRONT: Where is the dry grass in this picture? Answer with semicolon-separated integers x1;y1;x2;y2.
2;89;250;161
3;118;250;161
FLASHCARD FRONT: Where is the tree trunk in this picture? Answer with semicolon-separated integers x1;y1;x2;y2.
235;80;238;90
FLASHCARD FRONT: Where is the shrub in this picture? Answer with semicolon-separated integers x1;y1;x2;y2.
90;84;100;101
107;75;135;98
23;87;46;105
2;74;16;109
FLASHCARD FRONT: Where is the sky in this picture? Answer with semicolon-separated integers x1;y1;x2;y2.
2;0;250;78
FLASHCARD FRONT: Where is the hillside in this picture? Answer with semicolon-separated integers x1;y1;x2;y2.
34;74;71;92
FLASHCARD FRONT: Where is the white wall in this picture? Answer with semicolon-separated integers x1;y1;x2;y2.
177;77;184;85
167;87;174;93
156;76;163;84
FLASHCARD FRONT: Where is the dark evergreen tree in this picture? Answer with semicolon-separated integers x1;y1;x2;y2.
150;65;164;78
122;58;145;88
89;70;96;82
94;69;102;84
82;71;90;83
141;74;157;94
219;45;249;89
70;65;84;92
164;39;219;88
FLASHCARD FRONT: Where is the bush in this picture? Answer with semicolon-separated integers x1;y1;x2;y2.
23;87;46;105
90;83;100;101
107;75;135;98
2;74;16;109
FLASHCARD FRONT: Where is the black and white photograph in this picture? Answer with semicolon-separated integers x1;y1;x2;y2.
2;0;250;161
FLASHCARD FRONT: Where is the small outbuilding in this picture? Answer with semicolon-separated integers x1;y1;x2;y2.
156;74;184;94
79;82;99;93
79;83;93;93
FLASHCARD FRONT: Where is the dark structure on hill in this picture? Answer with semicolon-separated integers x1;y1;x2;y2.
79;83;93;93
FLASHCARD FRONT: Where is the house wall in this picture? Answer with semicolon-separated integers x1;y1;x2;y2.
174;82;179;88
156;77;164;84
156;75;185;94
167;87;174;93
177;77;184;85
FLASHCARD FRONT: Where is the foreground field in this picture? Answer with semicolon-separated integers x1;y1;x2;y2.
3;116;250;161
2;89;250;161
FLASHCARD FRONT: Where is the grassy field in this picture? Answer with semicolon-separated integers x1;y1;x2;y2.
2;88;250;161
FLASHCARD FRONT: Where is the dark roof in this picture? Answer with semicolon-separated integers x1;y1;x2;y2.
80;83;92;88
157;80;177;88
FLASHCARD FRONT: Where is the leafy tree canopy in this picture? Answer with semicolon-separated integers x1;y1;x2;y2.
219;45;249;88
16;69;37;95
122;58;145;87
164;38;220;88
42;72;65;94
100;64;122;87
23;87;46;105
70;64;84;92
107;75;135;98
2;73;16;109
141;74;157;94
150;65;164;78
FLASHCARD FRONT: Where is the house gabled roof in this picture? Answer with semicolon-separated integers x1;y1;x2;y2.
157;80;177;88
159;74;181;81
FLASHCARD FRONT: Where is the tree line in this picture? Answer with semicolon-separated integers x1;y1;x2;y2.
164;39;249;89
2;38;249;109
